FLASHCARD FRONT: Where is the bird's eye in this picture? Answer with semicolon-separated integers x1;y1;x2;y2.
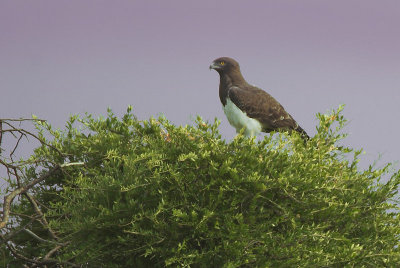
220;61;225;66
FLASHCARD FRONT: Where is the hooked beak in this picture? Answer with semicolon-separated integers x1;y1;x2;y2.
209;62;219;70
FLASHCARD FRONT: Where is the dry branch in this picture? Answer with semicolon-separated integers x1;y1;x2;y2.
24;193;58;240
0;118;83;266
0;162;84;229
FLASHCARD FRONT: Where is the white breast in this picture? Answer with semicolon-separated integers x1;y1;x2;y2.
223;98;262;137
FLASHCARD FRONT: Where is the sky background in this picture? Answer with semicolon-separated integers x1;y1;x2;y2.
1;0;400;173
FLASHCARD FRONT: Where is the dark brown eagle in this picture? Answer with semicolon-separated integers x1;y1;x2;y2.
210;57;309;140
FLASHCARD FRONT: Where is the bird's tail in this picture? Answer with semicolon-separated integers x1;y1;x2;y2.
295;126;310;141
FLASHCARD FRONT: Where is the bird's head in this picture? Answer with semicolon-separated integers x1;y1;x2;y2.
209;57;240;74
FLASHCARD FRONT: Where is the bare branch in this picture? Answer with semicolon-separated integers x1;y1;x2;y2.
1;120;65;156
0;118;83;266
10;133;25;160
24;193;58;240
0;118;46;122
0;165;60;230
44;244;63;259
60;162;84;168
0;120;3;149
0;162;84;230
0;215;40;244
0;158;18;170
6;241;79;267
5;242;42;265
23;229;66;246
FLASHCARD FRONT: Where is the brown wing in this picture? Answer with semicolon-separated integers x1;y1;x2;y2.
228;85;308;138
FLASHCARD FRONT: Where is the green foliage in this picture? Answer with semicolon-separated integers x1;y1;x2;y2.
9;105;400;266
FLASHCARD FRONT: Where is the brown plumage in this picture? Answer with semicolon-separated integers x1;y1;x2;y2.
210;57;309;139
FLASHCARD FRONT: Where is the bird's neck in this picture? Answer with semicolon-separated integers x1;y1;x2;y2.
219;71;247;106
220;70;246;87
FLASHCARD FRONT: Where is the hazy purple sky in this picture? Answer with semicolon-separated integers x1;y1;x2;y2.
1;1;400;169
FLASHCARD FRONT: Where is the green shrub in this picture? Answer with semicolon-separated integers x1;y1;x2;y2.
6;105;400;267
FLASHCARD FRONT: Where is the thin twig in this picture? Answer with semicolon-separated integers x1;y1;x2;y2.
13;166;22;187
5;242;42;265
24;193;59;240
0;158;18;170
29;245;65;267
23;229;66;246
1;122;64;156
10;133;25;160
44;244;63;259
0;118;46;122
0;120;3;149
0;215;41;244
6;241;79;267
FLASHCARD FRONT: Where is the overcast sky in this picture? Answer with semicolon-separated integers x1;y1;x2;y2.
1;0;400;171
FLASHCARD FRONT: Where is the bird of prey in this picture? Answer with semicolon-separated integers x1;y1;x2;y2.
210;57;309;139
